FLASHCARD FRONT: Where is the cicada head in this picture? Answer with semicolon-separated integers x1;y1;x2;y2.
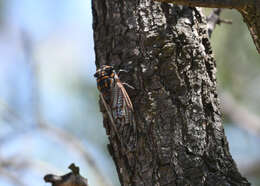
94;65;115;93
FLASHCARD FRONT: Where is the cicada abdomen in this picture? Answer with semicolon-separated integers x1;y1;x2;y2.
94;65;136;151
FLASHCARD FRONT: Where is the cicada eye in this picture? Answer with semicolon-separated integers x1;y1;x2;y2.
103;66;114;76
105;65;113;71
94;69;102;78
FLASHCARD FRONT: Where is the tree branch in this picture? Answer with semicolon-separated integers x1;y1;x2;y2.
38;120;113;186
153;0;260;53
0;100;112;186
44;163;89;186
153;0;252;9
92;0;250;184
239;4;260;54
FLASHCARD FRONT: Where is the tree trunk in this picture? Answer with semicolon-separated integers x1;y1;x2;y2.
92;0;250;185
153;0;260;54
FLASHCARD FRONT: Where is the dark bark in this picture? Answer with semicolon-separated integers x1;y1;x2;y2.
153;0;260;54
92;0;250;185
239;4;260;55
152;0;252;9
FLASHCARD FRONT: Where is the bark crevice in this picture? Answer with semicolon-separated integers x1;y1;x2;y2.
92;0;250;185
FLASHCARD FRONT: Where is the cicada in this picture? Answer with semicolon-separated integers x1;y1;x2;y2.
94;65;136;151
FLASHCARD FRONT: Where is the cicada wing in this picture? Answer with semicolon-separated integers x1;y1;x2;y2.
116;78;133;110
111;80;137;151
99;93;119;136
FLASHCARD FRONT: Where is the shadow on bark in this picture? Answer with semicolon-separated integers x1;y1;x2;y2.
91;0;250;185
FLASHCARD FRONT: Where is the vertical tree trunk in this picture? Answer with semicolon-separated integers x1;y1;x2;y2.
92;0;250;185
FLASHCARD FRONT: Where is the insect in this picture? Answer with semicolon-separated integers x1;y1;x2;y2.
94;65;136;151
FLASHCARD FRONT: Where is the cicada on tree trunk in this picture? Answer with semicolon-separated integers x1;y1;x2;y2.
94;65;137;152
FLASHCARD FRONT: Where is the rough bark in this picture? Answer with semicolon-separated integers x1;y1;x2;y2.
239;4;260;55
152;0;250;8
92;0;250;185
153;0;260;54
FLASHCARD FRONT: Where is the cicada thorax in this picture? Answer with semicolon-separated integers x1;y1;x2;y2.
94;65;137;151
94;65;115;102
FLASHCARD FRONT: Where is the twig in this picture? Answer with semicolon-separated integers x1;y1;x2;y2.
20;31;112;185
44;163;89;186
206;8;232;37
38;120;113;186
0;100;112;186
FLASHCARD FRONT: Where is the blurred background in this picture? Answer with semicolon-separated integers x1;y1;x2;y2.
0;1;259;186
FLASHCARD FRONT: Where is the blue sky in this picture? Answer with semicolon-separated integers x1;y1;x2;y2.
0;1;117;186
0;1;260;186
